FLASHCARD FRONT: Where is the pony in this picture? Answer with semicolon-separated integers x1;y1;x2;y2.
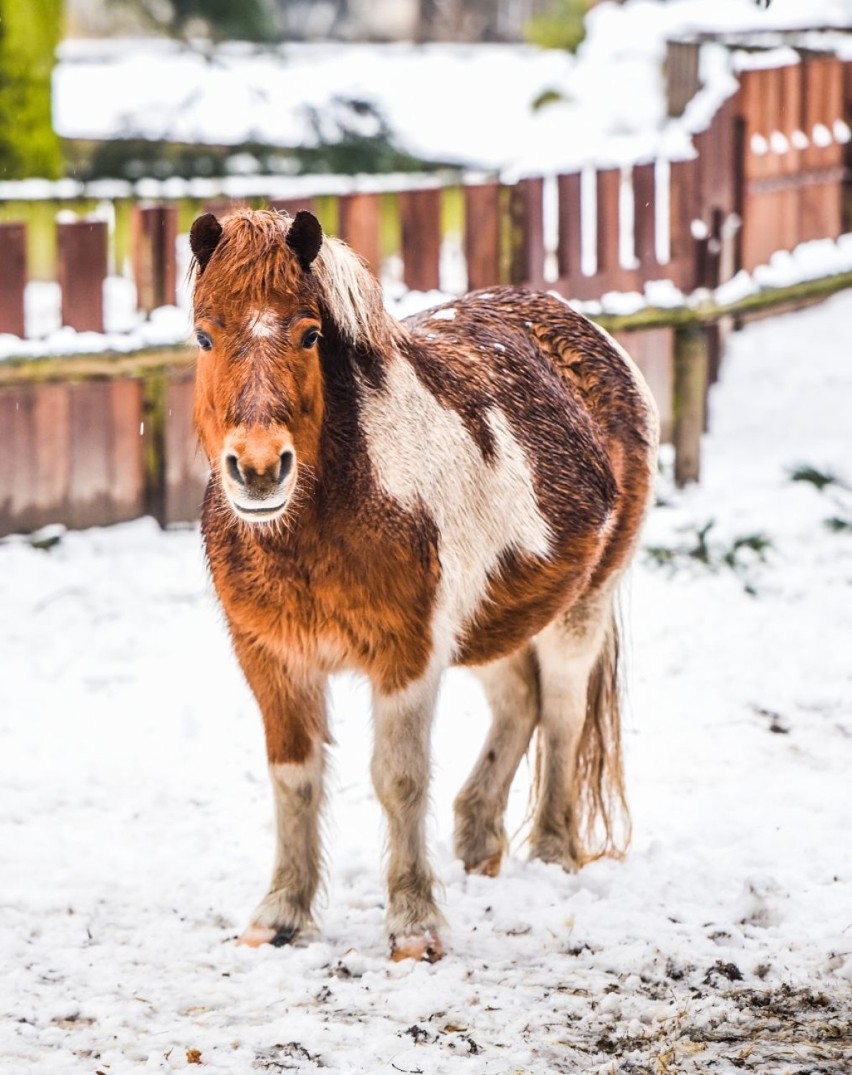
188;207;658;962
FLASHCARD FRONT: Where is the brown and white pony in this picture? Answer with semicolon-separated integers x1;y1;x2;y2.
189;208;658;962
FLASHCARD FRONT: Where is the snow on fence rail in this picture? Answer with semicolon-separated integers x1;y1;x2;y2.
0;51;851;538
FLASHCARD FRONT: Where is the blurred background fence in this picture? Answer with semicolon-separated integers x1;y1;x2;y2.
1;42;851;537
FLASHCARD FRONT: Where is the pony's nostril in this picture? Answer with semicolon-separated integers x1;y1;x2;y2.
225;453;244;486
279;450;294;481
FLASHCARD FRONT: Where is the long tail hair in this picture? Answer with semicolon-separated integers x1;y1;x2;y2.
531;603;631;865
570;607;631;863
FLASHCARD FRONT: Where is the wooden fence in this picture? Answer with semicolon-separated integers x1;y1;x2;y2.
1;48;851;538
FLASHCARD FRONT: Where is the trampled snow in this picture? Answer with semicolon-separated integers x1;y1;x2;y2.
1;288;851;1072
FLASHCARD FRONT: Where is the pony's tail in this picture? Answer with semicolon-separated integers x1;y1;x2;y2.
568;607;631;865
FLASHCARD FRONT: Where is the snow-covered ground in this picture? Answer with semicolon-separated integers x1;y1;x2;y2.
1;286;851;1072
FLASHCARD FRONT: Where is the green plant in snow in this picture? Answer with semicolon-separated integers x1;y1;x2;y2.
789;464;852;533
644;520;772;594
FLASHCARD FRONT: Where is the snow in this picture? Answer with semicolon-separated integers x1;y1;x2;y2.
2;285;852;1071
50;1;851;176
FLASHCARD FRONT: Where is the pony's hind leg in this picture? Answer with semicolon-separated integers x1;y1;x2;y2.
453;645;540;876
230;634;328;948
529;590;629;870
371;672;444;962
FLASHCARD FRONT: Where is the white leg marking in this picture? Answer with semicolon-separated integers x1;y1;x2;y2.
243;748;326;940
371;671;445;946
530;596;612;868
454;646;540;873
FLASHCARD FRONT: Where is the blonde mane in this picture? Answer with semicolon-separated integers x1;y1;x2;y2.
313;234;403;352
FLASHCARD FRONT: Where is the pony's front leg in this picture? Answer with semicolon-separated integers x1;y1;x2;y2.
371;673;445;962
231;634;328;948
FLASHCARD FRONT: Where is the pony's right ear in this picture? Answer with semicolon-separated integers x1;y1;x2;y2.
189;213;223;273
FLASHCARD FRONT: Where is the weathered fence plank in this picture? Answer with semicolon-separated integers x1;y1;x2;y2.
337;192;382;277
632;162;658;273
164;369;209;526
507;177;546;289
132;205;178;314
0;222;27;338
669;157;699;291
399;187;443;293
57;219;108;333
556;171;583;284
463;182;502;291
596;167;622;291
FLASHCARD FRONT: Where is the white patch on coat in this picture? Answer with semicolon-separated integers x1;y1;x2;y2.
360;354;552;659
248;309;279;338
431;308;456;321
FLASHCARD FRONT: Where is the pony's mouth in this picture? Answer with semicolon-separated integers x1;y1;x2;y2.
226;479;296;523
231;500;289;523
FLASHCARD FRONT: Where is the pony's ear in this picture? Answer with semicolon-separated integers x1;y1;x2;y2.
189;213;223;273
286;210;323;271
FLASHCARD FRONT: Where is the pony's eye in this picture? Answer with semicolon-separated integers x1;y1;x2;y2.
301;328;321;348
196;330;213;351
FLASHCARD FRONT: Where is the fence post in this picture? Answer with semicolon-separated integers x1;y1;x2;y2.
463;181;502;290
57;218;108;333
673;323;709;486
399;187;443;292
0;222;27;338
132;205;178;314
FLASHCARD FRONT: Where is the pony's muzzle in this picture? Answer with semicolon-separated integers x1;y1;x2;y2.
221;433;296;522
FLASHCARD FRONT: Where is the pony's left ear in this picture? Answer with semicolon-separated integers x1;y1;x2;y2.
190;213;223;274
286;210;323;271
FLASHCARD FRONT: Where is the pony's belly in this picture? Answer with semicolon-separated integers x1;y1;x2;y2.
453;549;595;668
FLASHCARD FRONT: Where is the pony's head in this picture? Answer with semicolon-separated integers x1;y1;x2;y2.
189;207;390;525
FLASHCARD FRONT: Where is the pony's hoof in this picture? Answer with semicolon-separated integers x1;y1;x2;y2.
390;929;444;963
464;852;503;877
237;923;298;948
